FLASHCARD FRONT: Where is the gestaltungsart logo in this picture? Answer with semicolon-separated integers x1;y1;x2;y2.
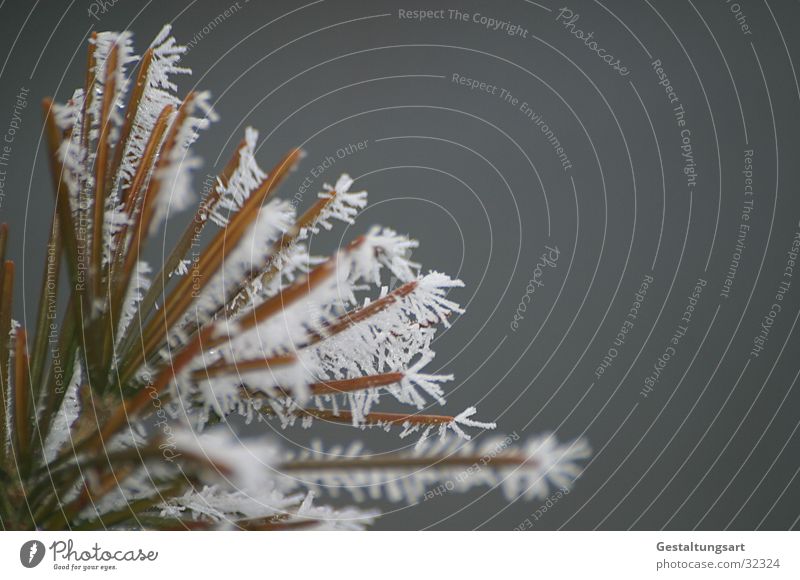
20;540;46;568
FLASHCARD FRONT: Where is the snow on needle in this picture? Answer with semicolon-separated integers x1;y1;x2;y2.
0;25;590;531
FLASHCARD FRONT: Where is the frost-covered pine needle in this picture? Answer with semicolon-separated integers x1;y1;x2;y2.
0;25;591;531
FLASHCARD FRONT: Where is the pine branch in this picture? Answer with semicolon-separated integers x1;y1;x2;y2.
119;148;302;385
113;137;246;357
0;260;15;465
13;328;30;461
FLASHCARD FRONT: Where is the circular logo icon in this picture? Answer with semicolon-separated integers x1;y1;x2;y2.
19;540;45;568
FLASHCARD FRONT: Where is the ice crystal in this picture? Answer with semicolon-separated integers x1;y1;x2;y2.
0;25;591;531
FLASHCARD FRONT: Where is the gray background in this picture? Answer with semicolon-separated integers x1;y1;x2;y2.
1;0;799;530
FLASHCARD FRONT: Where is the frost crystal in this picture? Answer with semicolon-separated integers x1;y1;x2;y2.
1;25;592;532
